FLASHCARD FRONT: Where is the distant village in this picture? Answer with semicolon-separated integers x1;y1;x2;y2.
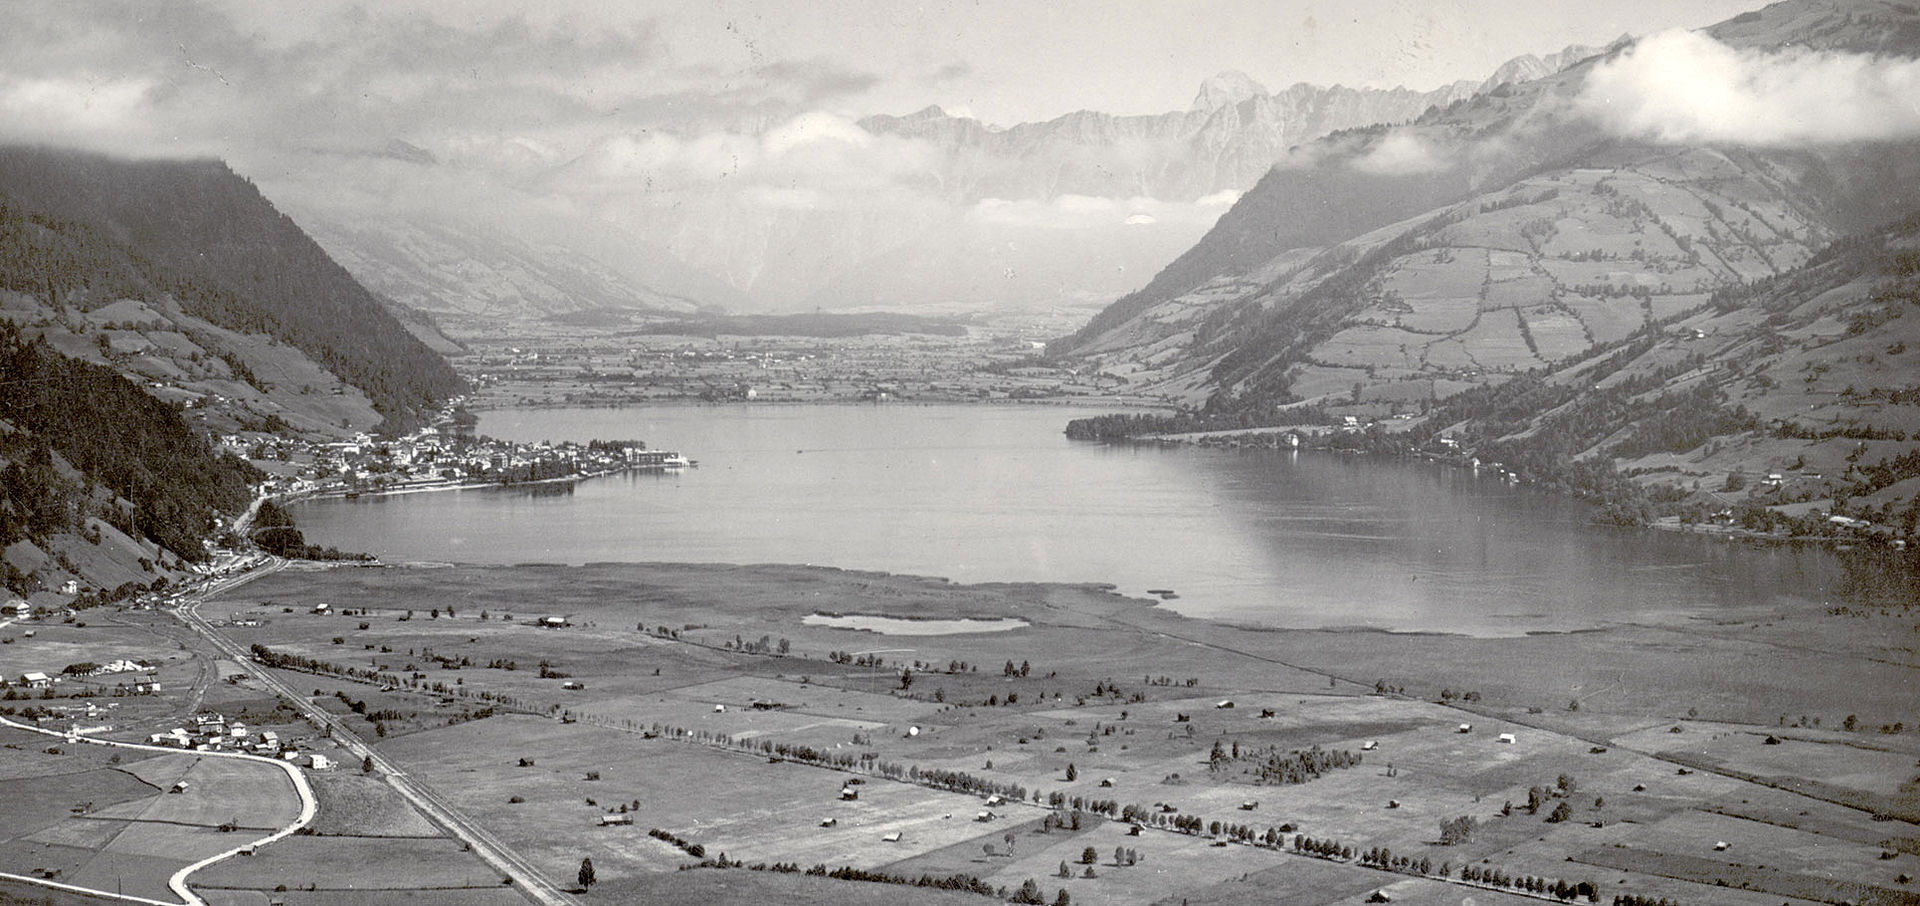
219;417;690;505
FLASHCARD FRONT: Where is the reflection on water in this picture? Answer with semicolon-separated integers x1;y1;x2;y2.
290;404;1897;636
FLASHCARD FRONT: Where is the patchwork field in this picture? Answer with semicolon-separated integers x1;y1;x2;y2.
130;561;1920;905
0;733;304;903
6;556;1915;905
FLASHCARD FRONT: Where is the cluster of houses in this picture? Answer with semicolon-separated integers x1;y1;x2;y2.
224;423;685;502
143;711;330;767
148;712;278;754
20;700;120;733
10;661;160;696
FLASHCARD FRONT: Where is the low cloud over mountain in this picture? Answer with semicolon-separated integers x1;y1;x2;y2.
1577;28;1920;145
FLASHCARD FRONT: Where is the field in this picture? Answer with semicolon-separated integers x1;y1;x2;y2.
158;561;1920;905
5;557;1915;905
0;733;301;903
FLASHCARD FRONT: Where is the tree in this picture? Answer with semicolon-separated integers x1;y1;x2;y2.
361;755;374;774
1081;846;1098;865
577;857;595;889
1546;801;1573;823
1065;763;1077;782
1054;890;1071;906
1438;815;1477;845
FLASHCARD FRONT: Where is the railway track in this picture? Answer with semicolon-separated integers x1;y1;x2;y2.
172;561;579;906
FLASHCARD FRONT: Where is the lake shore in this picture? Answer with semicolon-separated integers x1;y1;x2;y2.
182;557;1920;905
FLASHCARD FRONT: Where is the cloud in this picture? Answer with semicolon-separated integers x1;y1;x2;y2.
968;195;1235;230
0;2;891;168
0;74;154;140
561;111;941;205
1576;29;1920;146
1348;131;1451;175
928;61;972;83
755;59;881;103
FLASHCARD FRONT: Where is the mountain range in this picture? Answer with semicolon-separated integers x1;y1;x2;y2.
1055;0;1920;535
267;43;1608;332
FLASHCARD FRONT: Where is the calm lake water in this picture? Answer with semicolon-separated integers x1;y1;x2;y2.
291;404;1883;636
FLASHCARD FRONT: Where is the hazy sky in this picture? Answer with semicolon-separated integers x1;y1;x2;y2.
1;0;1760;167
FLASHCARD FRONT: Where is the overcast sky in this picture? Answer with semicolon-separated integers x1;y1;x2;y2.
1;0;1760;169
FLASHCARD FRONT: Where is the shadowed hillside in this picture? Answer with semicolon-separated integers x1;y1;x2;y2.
0;146;463;433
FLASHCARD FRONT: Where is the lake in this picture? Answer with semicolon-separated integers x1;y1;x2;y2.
290;403;1882;636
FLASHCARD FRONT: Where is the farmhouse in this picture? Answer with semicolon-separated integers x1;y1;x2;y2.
597;813;633;826
1497;733;1516;744
881;832;902;843
149;728;192;747
19;671;51;688
1457;723;1472;733
538;616;569;628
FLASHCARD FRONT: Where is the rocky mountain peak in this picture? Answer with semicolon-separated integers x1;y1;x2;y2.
1193;70;1271;110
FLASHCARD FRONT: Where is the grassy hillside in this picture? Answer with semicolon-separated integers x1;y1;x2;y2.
0;146;463;433
1070;211;1920;543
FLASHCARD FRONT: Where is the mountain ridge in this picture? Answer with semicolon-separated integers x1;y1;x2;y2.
1051;0;1920;540
0;145;464;432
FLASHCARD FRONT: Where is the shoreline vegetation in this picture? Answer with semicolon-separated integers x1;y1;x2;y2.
1063;411;1920;563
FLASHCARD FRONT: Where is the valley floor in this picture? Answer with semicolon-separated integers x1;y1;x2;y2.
6;559;1916;905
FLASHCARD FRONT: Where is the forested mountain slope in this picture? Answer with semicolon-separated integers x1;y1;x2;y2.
0;146;463;432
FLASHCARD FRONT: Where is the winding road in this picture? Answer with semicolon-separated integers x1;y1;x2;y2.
174;559;579;906
0;713;317;906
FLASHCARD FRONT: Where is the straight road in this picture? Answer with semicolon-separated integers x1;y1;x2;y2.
172;560;579;906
